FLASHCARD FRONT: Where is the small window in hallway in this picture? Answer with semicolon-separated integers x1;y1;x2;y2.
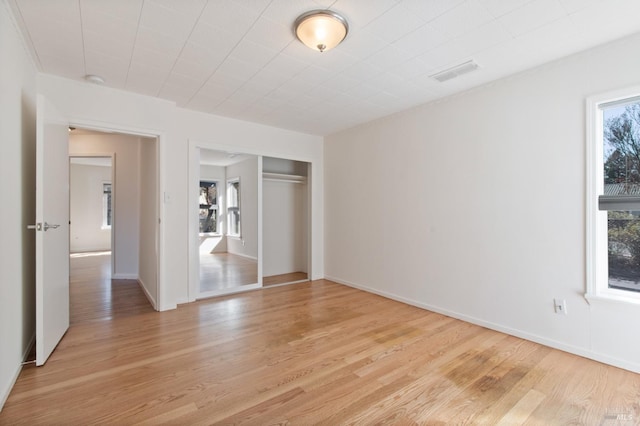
102;182;112;229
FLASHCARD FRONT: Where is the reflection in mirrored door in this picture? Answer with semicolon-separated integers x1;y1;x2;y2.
198;148;258;295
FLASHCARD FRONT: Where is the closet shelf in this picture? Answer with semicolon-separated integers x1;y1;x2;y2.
262;172;307;184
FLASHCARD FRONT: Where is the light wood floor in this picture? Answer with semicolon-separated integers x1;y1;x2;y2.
69;251;155;324
200;252;258;292
2;273;639;424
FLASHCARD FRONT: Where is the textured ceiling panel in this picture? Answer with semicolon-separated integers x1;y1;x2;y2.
8;0;640;135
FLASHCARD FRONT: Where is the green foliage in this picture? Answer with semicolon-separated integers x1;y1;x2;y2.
609;212;640;275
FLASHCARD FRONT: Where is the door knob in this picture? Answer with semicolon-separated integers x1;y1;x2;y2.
43;222;60;231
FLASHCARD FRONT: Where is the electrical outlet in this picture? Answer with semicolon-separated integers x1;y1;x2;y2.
553;299;567;315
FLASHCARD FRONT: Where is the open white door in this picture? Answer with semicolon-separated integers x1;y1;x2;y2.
34;95;70;366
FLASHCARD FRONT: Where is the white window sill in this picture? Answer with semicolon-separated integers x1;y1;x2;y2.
101;226;111;230
585;291;640;306
199;232;220;237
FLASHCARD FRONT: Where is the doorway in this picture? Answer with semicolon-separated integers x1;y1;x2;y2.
68;128;159;312
33;98;164;366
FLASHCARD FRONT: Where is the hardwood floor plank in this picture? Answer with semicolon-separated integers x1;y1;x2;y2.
496;389;546;425
69;252;154;324
1;259;639;425
443;341;552;424
199;252;257;291
133;402;199;426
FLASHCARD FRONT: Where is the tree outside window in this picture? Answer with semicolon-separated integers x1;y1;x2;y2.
602;102;640;292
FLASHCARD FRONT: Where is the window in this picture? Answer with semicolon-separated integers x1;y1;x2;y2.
227;178;240;237
199;181;218;234
587;88;640;302
102;183;112;229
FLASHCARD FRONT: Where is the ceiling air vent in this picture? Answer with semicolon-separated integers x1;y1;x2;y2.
430;60;479;83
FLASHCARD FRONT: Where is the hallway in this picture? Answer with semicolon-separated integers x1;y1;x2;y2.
69;251;154;324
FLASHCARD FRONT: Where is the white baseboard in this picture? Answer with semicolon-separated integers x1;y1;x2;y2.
112;273;138;280
159;303;178;311
226;251;257;261
0;333;35;412
0;366;19;412
310;272;323;281
137;278;157;311
325;275;640;375
175;297;189;306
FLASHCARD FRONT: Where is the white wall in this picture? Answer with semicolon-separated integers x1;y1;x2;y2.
69;133;141;278
226;157;258;259
325;32;640;373
200;164;225;182
69;163;111;252
0;0;37;410
138;137;158;308
37;73;324;309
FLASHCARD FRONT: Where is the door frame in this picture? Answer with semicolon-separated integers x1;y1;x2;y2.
69;119;164;310
68;153;116;275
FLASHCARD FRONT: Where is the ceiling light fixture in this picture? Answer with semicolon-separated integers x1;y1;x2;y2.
294;10;348;53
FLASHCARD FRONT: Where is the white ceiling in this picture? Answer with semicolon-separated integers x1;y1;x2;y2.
8;0;640;136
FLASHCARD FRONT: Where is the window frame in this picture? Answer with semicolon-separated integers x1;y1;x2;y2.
586;86;640;305
226;177;241;238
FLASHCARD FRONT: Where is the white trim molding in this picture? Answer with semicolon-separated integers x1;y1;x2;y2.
585;86;640;305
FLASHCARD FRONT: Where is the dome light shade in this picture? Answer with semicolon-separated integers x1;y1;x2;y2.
294;10;348;53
